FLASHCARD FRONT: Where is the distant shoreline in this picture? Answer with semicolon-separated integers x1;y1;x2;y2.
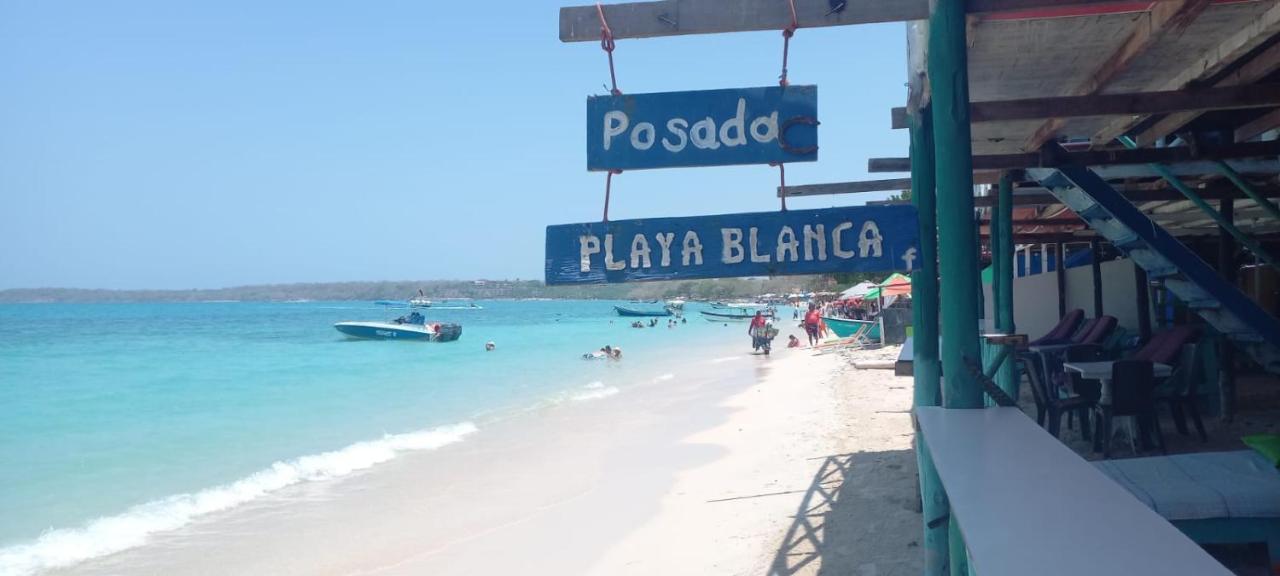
0;277;832;304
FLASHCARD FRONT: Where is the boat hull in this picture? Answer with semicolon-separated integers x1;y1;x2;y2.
334;321;462;342
822;317;881;340
614;306;673;317
700;310;774;322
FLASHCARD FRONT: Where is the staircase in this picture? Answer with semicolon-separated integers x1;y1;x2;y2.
1027;164;1280;373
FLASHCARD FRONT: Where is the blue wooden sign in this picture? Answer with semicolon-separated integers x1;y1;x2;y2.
545;206;918;285
587;86;818;171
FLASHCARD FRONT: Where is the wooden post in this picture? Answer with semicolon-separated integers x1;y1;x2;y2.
1091;239;1104;317
929;0;978;571
995;173;1017;398
1056;243;1068;318
909;110;947;576
1135;265;1153;341
1219;196;1237;421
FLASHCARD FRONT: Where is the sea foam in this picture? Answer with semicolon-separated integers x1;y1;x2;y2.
571;381;620;401
0;422;477;576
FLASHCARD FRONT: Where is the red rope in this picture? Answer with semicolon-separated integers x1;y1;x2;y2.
597;3;621;96
772;163;788;211
779;0;799;87
603;169;621;222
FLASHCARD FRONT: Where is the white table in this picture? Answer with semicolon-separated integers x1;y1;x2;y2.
1062;361;1172;404
916;407;1231;576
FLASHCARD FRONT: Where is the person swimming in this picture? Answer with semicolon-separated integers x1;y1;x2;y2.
485;341;496;351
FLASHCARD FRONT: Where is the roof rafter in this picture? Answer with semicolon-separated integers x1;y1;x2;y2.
1091;2;1280;146
1022;0;1214;152
558;0;1186;42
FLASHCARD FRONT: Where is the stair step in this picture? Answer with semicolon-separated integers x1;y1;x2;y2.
1078;204;1108;220
1146;267;1178;279
1229;332;1265;343
1188;300;1221;310
1113;234;1142;249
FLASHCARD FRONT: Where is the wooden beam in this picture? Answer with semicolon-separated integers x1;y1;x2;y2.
1093;2;1280;146
971;184;1280;206
1236;107;1280;143
778;178;911;197
558;0;1184;42
1022;0;1213;151
889;85;1280;129
869;139;1280;172
775;173;1004;197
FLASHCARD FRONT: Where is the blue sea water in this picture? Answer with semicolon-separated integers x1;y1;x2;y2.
0;300;765;574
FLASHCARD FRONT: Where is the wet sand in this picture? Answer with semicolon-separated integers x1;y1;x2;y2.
57;344;922;575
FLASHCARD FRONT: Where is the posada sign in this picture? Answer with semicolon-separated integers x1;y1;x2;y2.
586;85;818;171
545;206;918;285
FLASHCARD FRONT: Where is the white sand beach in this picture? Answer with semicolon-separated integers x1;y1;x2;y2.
55;344;921;576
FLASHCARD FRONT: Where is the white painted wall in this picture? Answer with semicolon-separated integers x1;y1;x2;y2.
984;257;1151;339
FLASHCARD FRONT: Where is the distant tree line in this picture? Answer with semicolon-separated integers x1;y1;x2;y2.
0;276;840;303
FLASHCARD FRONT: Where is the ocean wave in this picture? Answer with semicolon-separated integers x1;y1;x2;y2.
654;373;675;382
0;422;478;576
571;381;619;401
710;356;742;364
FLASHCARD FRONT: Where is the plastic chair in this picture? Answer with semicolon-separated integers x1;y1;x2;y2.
1020;354;1093;440
1094;360;1166;459
1155;341;1209;442
1027;309;1085;346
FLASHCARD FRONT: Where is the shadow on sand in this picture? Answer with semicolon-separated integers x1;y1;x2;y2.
768;449;922;576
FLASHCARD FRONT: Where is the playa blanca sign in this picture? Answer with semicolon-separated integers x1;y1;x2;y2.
545;206;918;285
587;86;818;171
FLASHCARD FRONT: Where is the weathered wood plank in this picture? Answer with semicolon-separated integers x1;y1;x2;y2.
870;139;1280;172
559;0;1183;42
777;178;912;197
1235;107;1280;142
890;85;1280;129
1092;2;1280;146
1023;0;1212;151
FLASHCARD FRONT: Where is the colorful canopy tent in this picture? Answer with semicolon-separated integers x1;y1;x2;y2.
840;281;877;299
864;273;912;300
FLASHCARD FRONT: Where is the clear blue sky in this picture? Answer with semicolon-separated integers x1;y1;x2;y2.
0;1;908;289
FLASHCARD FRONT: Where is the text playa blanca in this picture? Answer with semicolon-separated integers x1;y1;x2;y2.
578;221;888;273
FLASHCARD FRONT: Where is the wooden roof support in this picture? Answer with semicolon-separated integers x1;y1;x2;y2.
1236;107;1280;142
870;139;1280;172
776;173;1004;197
1022;0;1213;152
889;85;1280;129
558;0;1185;42
1093;2;1280;146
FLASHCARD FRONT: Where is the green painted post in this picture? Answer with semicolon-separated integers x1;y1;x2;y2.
929;1;980;571
1215;160;1280;222
995;173;1017;398
1118;136;1278;268
929;0;982;411
910;111;948;576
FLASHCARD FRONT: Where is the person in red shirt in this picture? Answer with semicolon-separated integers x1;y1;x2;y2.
803;304;822;346
749;311;768;352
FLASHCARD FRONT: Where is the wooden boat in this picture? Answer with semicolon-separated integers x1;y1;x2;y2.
614;305;673;317
822;316;881;341
700;309;774;322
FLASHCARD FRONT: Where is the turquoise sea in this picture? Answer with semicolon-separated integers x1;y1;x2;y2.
0;300;764;575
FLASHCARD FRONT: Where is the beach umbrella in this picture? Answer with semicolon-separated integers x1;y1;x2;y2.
878;272;912;297
840;281;877;299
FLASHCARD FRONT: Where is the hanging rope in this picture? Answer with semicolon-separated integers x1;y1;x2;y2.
772;162;788;212
779;0;799;87
602;169;621;222
597;3;622;96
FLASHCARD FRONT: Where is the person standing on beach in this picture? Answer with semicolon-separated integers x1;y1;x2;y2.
748;311;767;351
803;304;822;347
